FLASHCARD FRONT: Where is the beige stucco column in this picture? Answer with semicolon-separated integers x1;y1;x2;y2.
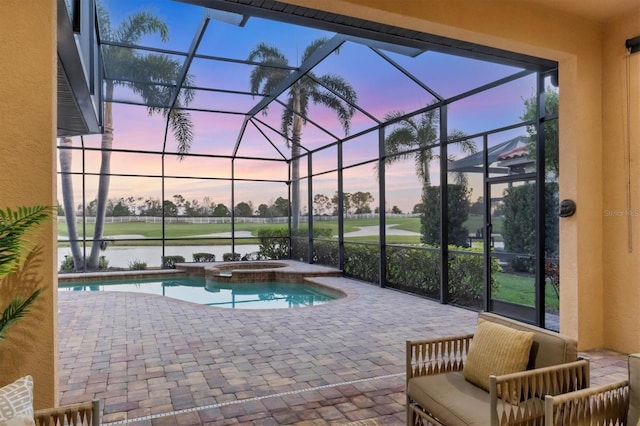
601;12;640;353
0;0;58;408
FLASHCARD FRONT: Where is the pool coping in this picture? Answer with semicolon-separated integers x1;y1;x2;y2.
176;259;343;283
58;268;185;283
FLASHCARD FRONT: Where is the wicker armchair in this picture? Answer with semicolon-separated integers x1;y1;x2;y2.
406;312;591;426
34;400;100;426
544;353;639;426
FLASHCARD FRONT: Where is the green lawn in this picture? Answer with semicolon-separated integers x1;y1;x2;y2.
58;216;421;239
493;272;559;312
57;215;495;247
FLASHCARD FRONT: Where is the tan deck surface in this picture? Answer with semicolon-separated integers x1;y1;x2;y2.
57;271;628;425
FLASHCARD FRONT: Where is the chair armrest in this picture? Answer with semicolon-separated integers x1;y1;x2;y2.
488;359;590;426
406;333;474;381
34;400;100;426
544;380;629;426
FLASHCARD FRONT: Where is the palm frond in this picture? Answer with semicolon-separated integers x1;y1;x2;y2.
384;126;417;153
313;74;357;135
383;110;408;123
280;100;295;143
96;3;112;40
301;37;330;62
115;11;169;44
166;108;194;158
0;206;51;277
125;54;181;103
247;42;288;64
247;43;288;96
448;130;478;154
0;288;42;342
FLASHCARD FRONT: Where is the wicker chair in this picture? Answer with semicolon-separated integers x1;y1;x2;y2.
34;400;100;426
406;312;591;426
544;353;639;426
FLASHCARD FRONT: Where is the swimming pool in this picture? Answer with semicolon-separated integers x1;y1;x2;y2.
58;276;343;309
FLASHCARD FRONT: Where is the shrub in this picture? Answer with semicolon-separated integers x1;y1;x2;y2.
313;240;339;268
257;227;289;260
241;252;262;261
193;252;216;262
258;226;334;261
448;249;500;308
98;256;109;270
128;259;147;270
502;182;559;262
291;238;307;261
162;255;185;269
59;255;75;273
343;244;380;284
421;184;471;247
385;245;501;307
386;246;440;298
222;252;241;262
60;254;109;272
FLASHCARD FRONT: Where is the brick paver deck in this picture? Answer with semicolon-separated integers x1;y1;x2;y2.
57;270;628;425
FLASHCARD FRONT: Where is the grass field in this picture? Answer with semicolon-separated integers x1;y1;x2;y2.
493;272;559;312
57;215;498;246
57;217;423;242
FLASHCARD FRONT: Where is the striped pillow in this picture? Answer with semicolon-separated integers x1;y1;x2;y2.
463;319;534;392
0;376;34;423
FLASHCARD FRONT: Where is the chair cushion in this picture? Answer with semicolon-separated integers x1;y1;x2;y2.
0;376;34;425
408;372;492;426
628;353;640;426
463;318;534;391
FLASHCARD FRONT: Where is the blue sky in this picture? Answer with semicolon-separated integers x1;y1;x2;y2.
65;0;542;213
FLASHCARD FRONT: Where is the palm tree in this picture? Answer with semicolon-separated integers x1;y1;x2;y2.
248;38;357;229
58;136;83;270
383;106;476;247
382;105;477;192
60;6;195;271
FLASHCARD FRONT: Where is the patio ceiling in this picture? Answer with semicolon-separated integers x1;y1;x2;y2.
98;0;557;161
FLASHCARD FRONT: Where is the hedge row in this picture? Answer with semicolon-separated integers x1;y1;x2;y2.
256;229;500;307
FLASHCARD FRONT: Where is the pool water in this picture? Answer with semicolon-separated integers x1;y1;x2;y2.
58;276;340;309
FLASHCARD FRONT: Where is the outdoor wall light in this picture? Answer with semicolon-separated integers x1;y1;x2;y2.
559;199;577;217
626;36;640;54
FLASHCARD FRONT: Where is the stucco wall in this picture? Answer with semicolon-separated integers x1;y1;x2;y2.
602;13;640;353
285;0;618;350
0;0;58;408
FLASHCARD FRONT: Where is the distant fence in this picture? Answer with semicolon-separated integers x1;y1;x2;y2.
57;213;419;225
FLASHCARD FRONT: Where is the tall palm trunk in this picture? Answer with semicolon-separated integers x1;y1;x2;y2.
59;137;84;271
88;83;113;270
420;152;432;214
290;89;303;230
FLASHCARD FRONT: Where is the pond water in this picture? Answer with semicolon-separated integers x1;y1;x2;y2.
57;244;259;269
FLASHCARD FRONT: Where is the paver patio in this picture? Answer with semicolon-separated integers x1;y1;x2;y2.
57;273;628;425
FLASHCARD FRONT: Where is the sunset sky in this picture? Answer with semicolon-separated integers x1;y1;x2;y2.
59;0;542;214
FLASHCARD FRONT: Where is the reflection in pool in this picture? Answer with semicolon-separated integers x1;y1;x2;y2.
58;276;342;309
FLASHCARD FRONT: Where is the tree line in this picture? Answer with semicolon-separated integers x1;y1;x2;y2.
58;191;383;218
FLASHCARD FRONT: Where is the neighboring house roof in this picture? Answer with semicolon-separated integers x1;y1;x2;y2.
497;146;527;160
448;135;529;174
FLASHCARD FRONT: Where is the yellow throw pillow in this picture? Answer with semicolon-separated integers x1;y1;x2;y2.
0;376;34;424
463;318;534;392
